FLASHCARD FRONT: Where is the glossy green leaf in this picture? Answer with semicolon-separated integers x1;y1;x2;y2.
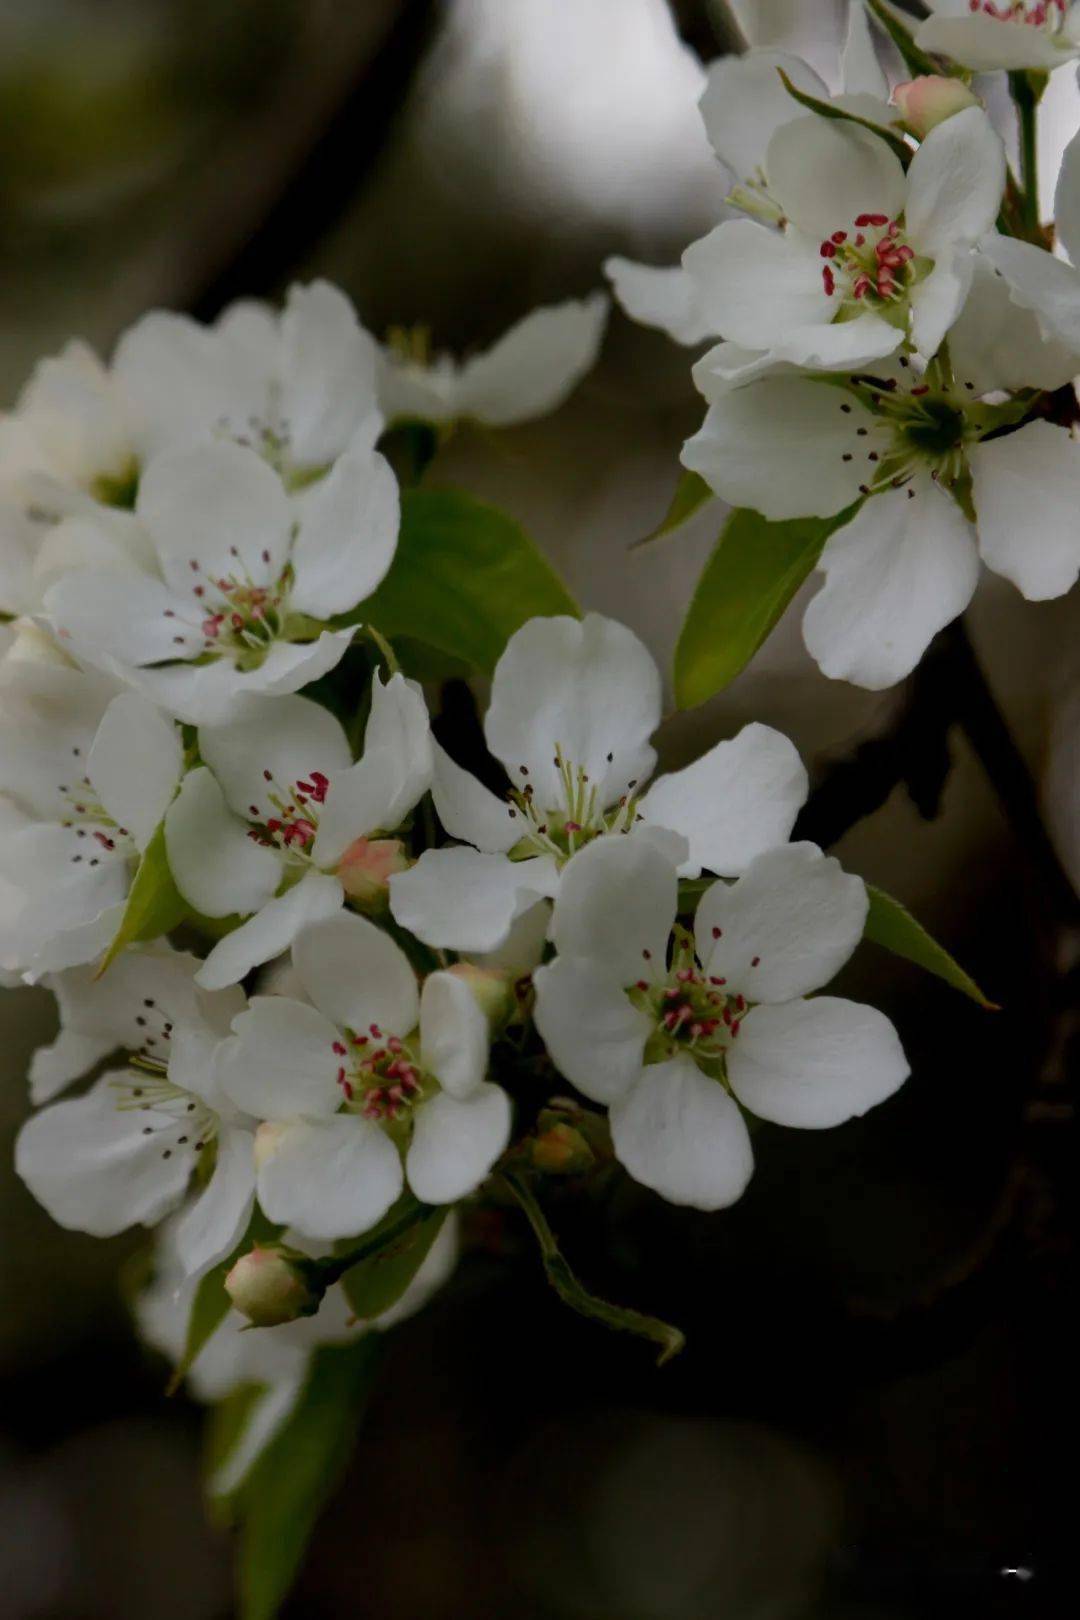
97;820;188;975
633;469;715;549
674;505;856;709
340;1195;448;1321
865;0;946;79
234;1337;383;1620
865;884;997;1009
350;488;579;675
777;69;912;165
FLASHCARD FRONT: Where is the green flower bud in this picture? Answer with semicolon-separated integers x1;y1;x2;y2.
530;1120;596;1176
225;1245;322;1327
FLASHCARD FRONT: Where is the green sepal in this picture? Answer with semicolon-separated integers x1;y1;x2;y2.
167;1207;281;1395
633;469;716;549
865;0;953;79
97;820;189;976
338;1193;448;1320
777;68;912;166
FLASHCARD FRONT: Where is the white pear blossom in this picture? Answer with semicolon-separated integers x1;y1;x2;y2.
15;946;254;1277
42;433;398;724
678;107;1004;372
0;667;183;975
164;672;431;990
136;1212;458;1494
683;294;1080;688
389;613;808;954
605;4;896;344
533;836;908;1211
917;0;1080;73
216;910;511;1240
378;294;609;428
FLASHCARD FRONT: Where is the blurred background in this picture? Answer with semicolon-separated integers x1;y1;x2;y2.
1;2;1075;1615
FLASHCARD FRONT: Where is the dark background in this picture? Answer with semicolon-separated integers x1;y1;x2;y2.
1;3;1074;1615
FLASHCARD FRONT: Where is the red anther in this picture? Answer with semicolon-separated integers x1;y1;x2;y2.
731;1022;741;1038
308;771;330;802
822;267;836;296
852;274;872;299
751;956;761;968
911;384;930;396
887;220;901;237
341;1080;354;1101
201;614;224;638
642;949;652;960
877;276;895;297
894;245;915;263
676;968;694;983
92;830;115;850
370;1024;382;1037
831;230;847;244
854;233;866;246
636;979;649;991
735;994;746;1011
564;821;582;833
712;926;722;939
710;976;727;986
352;1034;368;1046
854;213;888;228
230;613;244;630
820;240;837;259
722;1008;733;1026
690;1023;704;1039
336;1066;346;1083
664;985;681;999
332;1041;347;1056
388;1085;406;1105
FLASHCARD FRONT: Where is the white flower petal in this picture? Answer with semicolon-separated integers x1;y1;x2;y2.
217;995;344;1118
905;107;1004;257
15;1071;195;1236
419;970;489;1098
113;309;272;458
915;14;1072;71
908;247;974;360
454;294;608;426
802;481;979;690
533;955;650;1104
87;692;182;852
970;420;1080;601
406;1083;510;1203
642;722;808;878
292;908;419;1038
551;835;676;988
172;1124;255;1280
609;1056;754;1211
279;280;382;468
198;694;351;820
486;613;660;808
289;444;399;618
127;629;358;726
1054;123;1080;269
429;740;518;854
729;995;909;1127
698;48;828;182
696;843;867;1001
312;672;432;867
256;1114;403;1241
680;377;871;518
195;872;344;992
682;220;829;353
137;441;292;595
390;847;558;953
603;259;717;345
949;255;1080;394
979;235;1080;352
44;569;200;667
164;767;281;919
766;116;906;241
29;1029;117;1105
841;1;888;100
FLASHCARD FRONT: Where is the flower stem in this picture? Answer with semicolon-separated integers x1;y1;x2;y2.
1009;70;1046;240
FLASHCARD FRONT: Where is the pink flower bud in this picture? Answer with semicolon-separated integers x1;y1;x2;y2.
446;960;515;1027
530;1121;595;1176
337;836;409;908
225;1245;321;1327
893;77;979;139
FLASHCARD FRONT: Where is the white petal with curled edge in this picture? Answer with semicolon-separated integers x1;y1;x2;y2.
915;14;1071;71
970;420;1080;601
216;995;344;1120
905;107;1004;257
609;1056;754;1211
729;995;909;1128
698;48;828;182
165;767;281;919
420;970;489;1099
840;1;888;100
485;613;660;809
289;443;399;618
454;294;608;427
695;842;868;1001
429;740;518;855
551;835;676;989
292;907;419;1039
256;1114;403;1242
909;247;975;361
87;692;182;852
533;956;650;1105
949;255;1080;394
979;235;1080;352
390;847;559;954
173;1124;256;1280
406;1083;510;1204
680;377;869;519
279;280;382;468
194;872;344;992
1054;124;1080;269
766;116;906;242
642;723;808;879
198;694;351;822
604;259;717;346
802;480;979;690
15;1071;195;1236
137;440;292;594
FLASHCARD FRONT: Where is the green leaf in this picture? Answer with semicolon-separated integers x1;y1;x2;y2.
865;0;947;79
97;819;188;975
340;1194;448;1320
233;1337;383;1620
350;488;579;675
501;1170;684;1366
674;505;856;709
865;884;997;1009
632;469;715;550
776;69;912;166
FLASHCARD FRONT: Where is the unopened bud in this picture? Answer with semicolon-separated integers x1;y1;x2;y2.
224;1246;322;1327
893;76;979;138
531;1121;595;1176
447;961;515;1029
337;836;409;908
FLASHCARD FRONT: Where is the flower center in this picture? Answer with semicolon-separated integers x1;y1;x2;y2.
968;0;1065;28
507;744;643;865
820;216;928;325
331;1027;431;1123
245;766;330;861
117;1024;218;1165
830;363;977;501
185;548;293;668
627;931;753;1077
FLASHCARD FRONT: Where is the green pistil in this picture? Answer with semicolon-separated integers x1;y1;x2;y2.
91;461;139;509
